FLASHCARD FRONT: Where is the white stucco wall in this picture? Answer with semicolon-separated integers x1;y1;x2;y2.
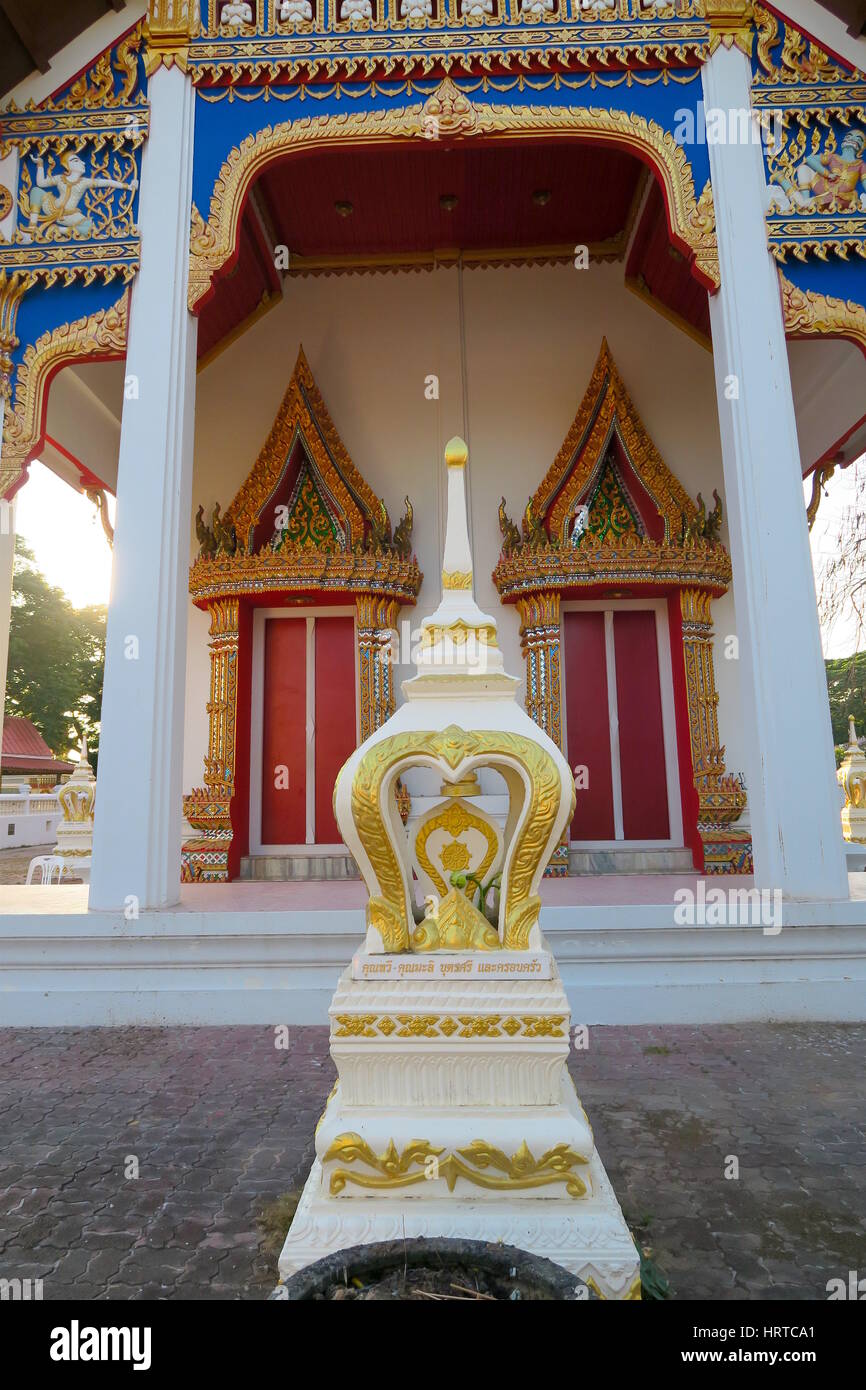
183;259;748;807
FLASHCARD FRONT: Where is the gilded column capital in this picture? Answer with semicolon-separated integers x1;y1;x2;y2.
208;595;240;640
516;590;561;648
144;0;199;76
706;0;754;57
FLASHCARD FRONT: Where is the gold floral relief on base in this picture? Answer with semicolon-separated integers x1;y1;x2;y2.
331;1013;568;1039
323;1133;589;1198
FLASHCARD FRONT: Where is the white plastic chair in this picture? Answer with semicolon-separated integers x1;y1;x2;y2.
25;855;82;885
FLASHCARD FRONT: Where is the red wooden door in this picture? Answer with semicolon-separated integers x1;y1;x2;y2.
260;615;357;845
261;617;307;845
564;610;615;840
314;615;357;844
613;610;669;839
564;606;670;842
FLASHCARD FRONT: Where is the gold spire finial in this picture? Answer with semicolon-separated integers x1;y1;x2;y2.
444;436;468;470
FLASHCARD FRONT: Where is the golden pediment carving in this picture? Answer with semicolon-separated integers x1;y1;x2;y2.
533;337;698;544
225;344;384;554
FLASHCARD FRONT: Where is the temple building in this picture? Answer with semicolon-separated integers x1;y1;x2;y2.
1;716;74;790
1;0;865;1024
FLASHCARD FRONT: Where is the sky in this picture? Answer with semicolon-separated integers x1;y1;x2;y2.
15;462;115;609
807;457;864;660
12;454;865;658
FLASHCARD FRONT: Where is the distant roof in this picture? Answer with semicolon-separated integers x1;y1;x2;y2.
2;715;74;774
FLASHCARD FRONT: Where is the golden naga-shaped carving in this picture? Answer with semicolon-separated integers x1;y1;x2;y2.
498;496;522;555
806;463;835;530
84;487;114;548
195;504;217;558
211;502;237;556
392;496;414;559
683;488;723;545
522;496;549;550
334;437;575;954
194;502;236;557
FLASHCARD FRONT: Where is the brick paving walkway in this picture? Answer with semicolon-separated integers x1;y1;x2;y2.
0;1023;863;1300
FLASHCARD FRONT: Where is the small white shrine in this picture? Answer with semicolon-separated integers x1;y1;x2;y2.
279;441;640;1297
839;717;866;847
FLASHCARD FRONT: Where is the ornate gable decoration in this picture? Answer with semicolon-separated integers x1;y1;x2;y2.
189;346;421;605
226;345;382;553
493;339;731;599
531;337;696;545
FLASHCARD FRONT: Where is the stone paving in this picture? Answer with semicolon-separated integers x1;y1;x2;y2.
0;1023;863;1300
0;843;54;885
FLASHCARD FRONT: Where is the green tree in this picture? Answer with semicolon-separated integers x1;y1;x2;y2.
5;538;106;764
824;650;866;750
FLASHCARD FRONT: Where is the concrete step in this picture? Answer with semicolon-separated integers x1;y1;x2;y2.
239;854;360;882
568;846;695;875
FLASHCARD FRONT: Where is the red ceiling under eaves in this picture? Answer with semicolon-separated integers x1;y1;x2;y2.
626;181;711;342
257;139;641;256
197;204;280;361
197;139;645;359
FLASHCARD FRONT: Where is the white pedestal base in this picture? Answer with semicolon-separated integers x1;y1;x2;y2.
278;950;640;1298
280;1146;640;1298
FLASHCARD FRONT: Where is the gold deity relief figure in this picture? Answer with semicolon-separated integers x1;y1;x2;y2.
16;151;139;244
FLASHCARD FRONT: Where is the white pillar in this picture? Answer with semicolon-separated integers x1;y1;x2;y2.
703;44;848;900
89;61;197;911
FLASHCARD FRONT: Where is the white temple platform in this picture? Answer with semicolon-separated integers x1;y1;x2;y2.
0;874;864;1026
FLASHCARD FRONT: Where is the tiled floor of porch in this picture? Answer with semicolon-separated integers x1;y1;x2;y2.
2;869;865;914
